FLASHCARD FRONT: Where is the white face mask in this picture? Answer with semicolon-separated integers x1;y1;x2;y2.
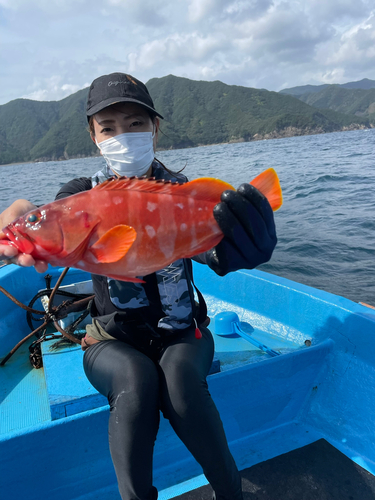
96;130;155;177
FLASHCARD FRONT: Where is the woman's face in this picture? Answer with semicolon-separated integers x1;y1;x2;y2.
92;102;159;177
93;102;159;148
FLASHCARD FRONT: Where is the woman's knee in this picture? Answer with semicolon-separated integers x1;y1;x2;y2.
160;361;210;419
83;341;160;407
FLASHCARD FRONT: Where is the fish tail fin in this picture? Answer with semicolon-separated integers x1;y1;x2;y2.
250;168;283;211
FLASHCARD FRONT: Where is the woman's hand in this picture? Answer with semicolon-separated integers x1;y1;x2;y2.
205;184;277;276
81;335;101;351
0;199;48;272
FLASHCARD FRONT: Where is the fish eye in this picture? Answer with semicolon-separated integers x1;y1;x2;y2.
26;212;42;225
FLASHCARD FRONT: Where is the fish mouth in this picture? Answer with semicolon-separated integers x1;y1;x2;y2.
3;225;35;254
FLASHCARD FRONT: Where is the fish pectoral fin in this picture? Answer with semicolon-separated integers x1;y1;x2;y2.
89;225;137;263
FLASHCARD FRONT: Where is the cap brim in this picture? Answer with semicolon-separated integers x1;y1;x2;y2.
86;97;163;120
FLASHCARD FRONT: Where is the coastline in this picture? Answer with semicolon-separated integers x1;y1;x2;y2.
1;124;372;167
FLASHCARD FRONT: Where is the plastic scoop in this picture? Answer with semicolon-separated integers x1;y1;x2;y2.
214;311;280;357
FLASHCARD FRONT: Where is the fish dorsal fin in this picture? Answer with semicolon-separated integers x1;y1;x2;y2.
88;224;137;263
177;178;235;200
93;176;235;201
92;171;282;210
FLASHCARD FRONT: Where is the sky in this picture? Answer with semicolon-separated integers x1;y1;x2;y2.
1;0;375;105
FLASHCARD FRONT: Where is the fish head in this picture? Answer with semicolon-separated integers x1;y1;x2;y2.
2;203;99;261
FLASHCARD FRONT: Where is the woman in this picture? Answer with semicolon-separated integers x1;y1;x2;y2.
0;73;277;500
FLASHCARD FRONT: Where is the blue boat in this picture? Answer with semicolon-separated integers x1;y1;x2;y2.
1;262;375;499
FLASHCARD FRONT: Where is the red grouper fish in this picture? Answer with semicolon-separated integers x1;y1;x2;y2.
1;168;282;282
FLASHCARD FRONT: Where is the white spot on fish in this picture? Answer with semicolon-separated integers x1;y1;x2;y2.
147;202;157;212
180;223;187;231
145;225;156;238
158;237;176;260
113;196;122;205
176;203;184;209
190;224;197;251
157;200;177;260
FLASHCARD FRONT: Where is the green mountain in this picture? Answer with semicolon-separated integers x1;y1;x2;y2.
295;86;375;118
280;83;330;97
147;76;371;150
0;88;96;165
0;75;372;165
280;78;375;96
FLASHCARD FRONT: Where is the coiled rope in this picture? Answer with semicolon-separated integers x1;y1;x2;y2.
0;267;94;366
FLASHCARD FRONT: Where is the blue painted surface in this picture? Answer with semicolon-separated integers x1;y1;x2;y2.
1;263;375;499
0;341;50;434
42;340;108;420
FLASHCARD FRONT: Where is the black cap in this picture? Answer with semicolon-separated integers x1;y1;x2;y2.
86;72;163;120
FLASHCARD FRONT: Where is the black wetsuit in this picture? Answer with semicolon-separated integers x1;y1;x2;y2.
55;174;243;500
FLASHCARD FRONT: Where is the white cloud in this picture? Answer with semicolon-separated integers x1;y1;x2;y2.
314;13;375;80
21;76;84;102
188;0;216;22
1;0;375;104
129;32;227;71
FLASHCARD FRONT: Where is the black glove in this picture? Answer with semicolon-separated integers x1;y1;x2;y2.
205;183;277;276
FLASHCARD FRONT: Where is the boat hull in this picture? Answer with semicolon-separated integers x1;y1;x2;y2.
1;263;374;499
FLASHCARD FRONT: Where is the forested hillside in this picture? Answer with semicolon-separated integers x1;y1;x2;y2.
295;86;375;118
280;78;375;96
0;75;372;165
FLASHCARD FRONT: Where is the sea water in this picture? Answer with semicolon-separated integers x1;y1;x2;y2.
1;128;375;305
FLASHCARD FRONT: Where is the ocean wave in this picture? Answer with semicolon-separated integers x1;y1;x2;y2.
310;174;351;183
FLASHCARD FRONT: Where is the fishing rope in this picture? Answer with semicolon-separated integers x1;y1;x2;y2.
0;267;94;367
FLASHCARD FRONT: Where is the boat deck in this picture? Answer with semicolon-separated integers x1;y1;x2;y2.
173;440;375;500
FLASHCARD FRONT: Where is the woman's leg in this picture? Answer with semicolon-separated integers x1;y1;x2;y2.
84;341;160;500
158;327;243;500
